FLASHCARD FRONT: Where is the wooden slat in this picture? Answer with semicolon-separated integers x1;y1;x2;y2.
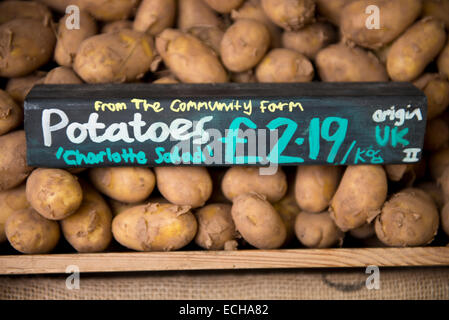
1;247;449;275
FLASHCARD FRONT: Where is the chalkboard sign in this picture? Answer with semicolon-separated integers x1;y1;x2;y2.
24;82;427;168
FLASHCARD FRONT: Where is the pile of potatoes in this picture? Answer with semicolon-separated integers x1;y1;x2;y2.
1;0;449;254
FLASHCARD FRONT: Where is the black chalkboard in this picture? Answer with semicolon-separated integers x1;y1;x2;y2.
24;82;427;168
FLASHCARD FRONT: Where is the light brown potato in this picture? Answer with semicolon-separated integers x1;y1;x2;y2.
438;165;449;201
375;189;439;247
43;67;83;84
0;130;33;191
203;0;244;13
156;29;228;83
374;43;392;65
295;210;344;248
74;30;155;83
102;20;133;33
316;43;388;82
0;1;52;24
36;0;87;12
54;11;98;67
155;167;213;208
416;181;445;209
112;202;197;251
441;202;449;236
194;203;237;250
424;118;449;151
89;167;156;204
153;76;179;84
315;0;354;26
341;0;422;49
109;199;146;216
384;163;425;185
5;208;60;254
414;73;449;120
429;147;449;179
178;0;223;31
61;183;112;253
330;165;388;231
134;0;176;35
256;48;314;82
294;166;341;213
422;0;449;29
231;70;257;83
261;0;315;31
84;0;139;21
221;19;270;72
349;223;375;239
231;193;287;249
6;72;46;105
438;40;449;78
0;90;23;136
0;184;30;243
273;192;301;243
26;168;83;220
188;26;224;55
387;18;447;82
282;22;337;60
0;19;56;78
222;167;287;203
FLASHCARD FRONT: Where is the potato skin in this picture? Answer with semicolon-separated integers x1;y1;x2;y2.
441;202;449;237
188;26;224;55
231;193;287;249
349;223;375;239
89;167;155;203
273;192;301;243
222;167;287;203
282;22;337;60
330;165;388;231
55;11;98;67
375;189;439;247
43;67;83;84
422;0;449;29
36;0;87;12
424;118;449;151
0;90;23;136
221;19;270;72
315;0;353;26
204;0;244;13
84;0;139;21
153;76;179;84
417;182;445;210
194;203;237;250
134;0;176;35
178;0;222;31
26;168;83;220
102;20;133;34
0;1;52;24
112;203;197;251
438;40;449;80
256;48;314;82
295;166;341;213
5;208;60;254
261;0;315;31
0;19;56;78
341;0;422;49
429;147;449;180
316;43;388;82
156;29;228;83
295;211;344;248
61;183;112;253
0;184;29;243
6;72;46;105
74;30;155;83
155;167;213;208
0;130;33;192
387;18;447;82
414;73;449;120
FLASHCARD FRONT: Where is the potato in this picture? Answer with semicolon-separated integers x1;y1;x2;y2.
437;165;449;200
315;0;354;26
26;168;83;220
429;147;449;179
194;203;237;250
84;0;139;21
134;0;176;35
156;29;228;83
256;48;314;82
316;43;388;82
231;70;257;83
341;0;422;49
295;211;344;248
0;184;29;243
0;131;33;191
203;0;244;13
0;19;56;78
375;189;439;247
155;167;213;208
178;0;223;31
414;73;449;120
153;76;178;84
89;167;155;204
74;30;155;83
109;199;146;216
5;208;60;254
188;26;224;55
425;117;449;151
261;0;315;31
387;18;447;82
43;67;83;84
61;183;112;253
441;202;449;236
0;1;52;24
221;19;270;72
422;0;449;29
416;181;445;209
112;202;197;251
349;223;375;240
374;43;392;65
282;22;337;60
0;90;23;136
438;40;449;80
294;166;341;213
231;0;282;48
222;167;287;203
231;193;287;249
273;192;300;243
330;165;387;231
54;11;98;67
102;20;133;33
5;72;46;105
36;0;87;12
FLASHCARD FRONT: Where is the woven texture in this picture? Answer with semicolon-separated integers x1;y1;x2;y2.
1;268;448;300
